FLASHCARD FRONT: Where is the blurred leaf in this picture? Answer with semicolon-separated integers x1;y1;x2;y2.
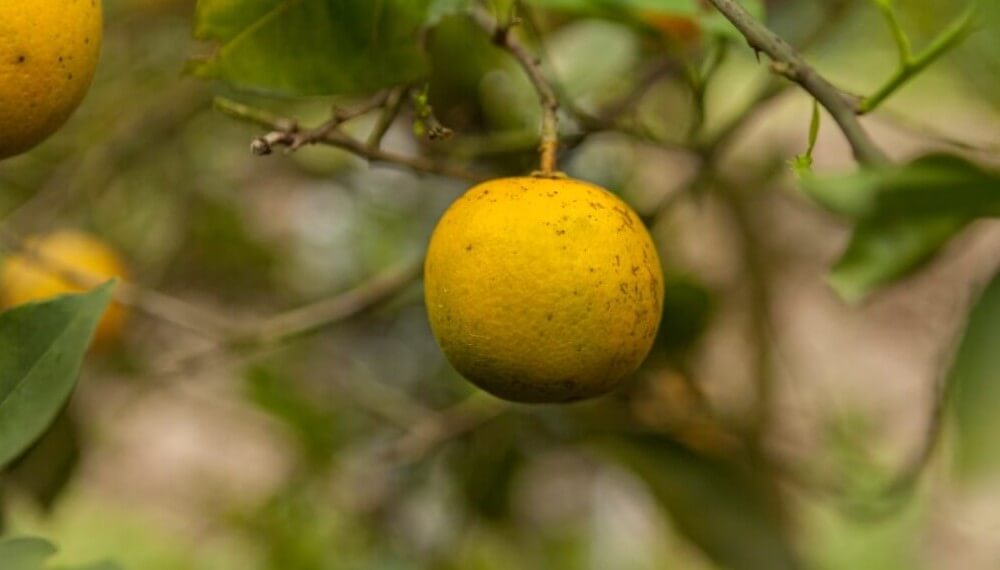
244;366;341;468
426;0;473;26
526;0;764;41
655;274;713;352
190;0;431;96
802;412;929;569
800;154;1000;220
0;283;114;468
235;483;349;570
547;19;641;104
168;195;276;297
948;269;1000;480
5;411;80;511
803;494;926;570
451;414;524;521
597;434;800;570
52;562;123;570
800;154;1000;302
0;537;55;570
791;100;820;175
905;0;1000;108
0;537;120;570
828;215;967;303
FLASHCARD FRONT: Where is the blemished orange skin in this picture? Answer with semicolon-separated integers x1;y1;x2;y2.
0;0;103;159
424;176;664;403
1;230;128;350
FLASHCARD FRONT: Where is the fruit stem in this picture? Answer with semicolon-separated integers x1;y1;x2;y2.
471;6;562;174
539;131;558;175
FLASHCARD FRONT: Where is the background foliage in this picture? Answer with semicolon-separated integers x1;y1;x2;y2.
0;0;998;568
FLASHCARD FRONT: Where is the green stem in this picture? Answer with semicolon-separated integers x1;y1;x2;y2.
705;0;889;166
861;4;977;114
875;0;913;65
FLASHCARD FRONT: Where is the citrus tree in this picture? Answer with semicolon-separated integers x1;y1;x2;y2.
0;0;998;568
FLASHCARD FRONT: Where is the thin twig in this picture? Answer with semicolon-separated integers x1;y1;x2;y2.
150;256;423;377
705;0;889;166
717;180;777;454
860;3;978;114
237;257;422;345
2;83;211;233
382;393;510;464
470;5;561;174
213;97;484;182
0;229;235;340
367;87;408;149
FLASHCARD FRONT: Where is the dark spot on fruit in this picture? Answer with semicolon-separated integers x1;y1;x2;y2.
465;243;473;252
545;313;554;321
555;229;565;236
16;55;25;63
631;265;639;276
614;206;635;228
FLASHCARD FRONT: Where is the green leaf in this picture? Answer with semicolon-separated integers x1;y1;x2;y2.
828;214;967;304
596;435;801;570
800;154;1000;301
0;282;115;468
948;269;1000;480
0;537;56;570
190;0;431;96
655;274;713;352
800;154;1000;220
4;410;80;511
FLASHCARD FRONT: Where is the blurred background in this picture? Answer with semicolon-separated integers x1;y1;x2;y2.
1;0;998;568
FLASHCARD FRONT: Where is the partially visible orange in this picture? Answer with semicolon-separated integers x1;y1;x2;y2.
0;0;103;159
1;230;129;349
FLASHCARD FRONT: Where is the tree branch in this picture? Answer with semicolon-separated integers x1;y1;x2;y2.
705;0;890;166
0;229;236;340
237;257;422;346
470;6;561;175
367;87;408;149
213;97;485;182
148;255;422;380
384;393;510;464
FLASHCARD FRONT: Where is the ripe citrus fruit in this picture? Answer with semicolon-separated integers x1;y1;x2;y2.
1;230;128;349
425;176;664;403
0;0;103;159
